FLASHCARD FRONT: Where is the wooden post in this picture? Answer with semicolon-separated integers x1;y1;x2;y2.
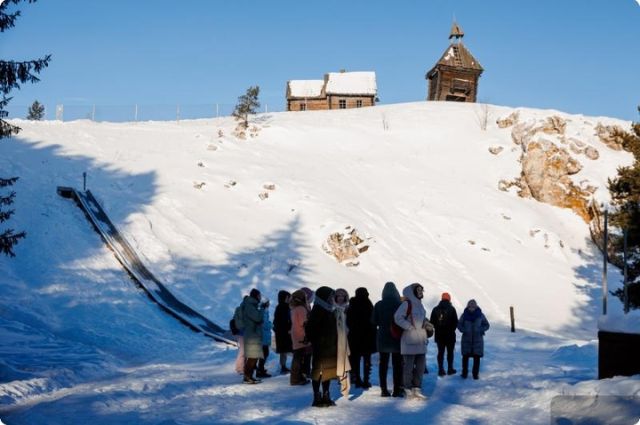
510;306;515;333
603;209;608;315
624;229;629;314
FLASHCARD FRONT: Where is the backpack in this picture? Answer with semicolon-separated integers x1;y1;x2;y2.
390;300;412;340
231;305;244;335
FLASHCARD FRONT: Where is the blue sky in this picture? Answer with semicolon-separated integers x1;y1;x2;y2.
2;0;640;120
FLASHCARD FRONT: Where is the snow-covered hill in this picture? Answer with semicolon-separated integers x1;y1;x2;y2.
0;102;638;424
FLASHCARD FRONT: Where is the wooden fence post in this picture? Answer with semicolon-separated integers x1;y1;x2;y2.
510;306;515;333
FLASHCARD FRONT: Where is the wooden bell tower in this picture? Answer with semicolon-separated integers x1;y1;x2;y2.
426;22;483;102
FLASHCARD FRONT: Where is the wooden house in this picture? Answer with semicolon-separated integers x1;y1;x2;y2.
286;71;377;111
426;22;483;102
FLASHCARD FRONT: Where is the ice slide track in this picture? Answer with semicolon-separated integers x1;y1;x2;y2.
57;186;237;346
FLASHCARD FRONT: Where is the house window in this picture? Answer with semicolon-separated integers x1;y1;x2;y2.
339;99;347;109
356;100;363;108
300;103;307;111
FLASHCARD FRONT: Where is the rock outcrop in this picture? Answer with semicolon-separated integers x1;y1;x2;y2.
499;115;599;222
323;227;369;264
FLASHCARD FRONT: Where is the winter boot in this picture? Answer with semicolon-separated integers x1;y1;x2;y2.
322;391;336;407
392;387;405;397
411;388;427;400
256;369;272;378
447;367;457;375
438;368;446;377
312;391;323;407
380;387;391;397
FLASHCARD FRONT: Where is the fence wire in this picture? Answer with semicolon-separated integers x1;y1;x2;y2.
7;103;282;123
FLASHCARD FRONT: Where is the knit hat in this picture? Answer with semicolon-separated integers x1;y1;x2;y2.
441;292;451;301
467;299;478;309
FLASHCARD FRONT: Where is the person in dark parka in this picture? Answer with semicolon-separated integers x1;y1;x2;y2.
273;290;293;374
430;292;459;376
241;288;265;384
305;286;339;407
371;281;403;397
346;287;377;389
457;299;490;380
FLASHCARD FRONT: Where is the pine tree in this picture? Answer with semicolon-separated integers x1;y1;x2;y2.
232;86;260;130
607;107;640;309
26;100;45;120
0;0;51;257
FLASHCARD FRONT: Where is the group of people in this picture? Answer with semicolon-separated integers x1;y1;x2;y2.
230;282;490;407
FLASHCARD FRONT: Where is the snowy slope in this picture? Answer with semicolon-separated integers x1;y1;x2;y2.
0;102;638;424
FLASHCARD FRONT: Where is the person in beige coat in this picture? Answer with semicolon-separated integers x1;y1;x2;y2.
393;283;433;400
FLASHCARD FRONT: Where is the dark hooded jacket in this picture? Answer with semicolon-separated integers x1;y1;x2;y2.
430;299;458;344
273;290;293;353
457;306;490;357
305;286;338;381
371;282;402;353
346;287;377;355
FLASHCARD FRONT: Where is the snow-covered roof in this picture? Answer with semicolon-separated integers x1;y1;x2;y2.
287;80;325;98
325;71;377;96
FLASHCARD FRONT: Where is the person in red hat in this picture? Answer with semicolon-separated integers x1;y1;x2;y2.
429;292;459;376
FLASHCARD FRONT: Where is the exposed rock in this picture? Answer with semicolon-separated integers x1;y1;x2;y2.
584;146;600;160
207;144;218;151
323;228;369;264
218;129;224;138
511;122;535;146
263;183;276;191
519;141;591;221
498;179;515;192
258;192;269;200
224;180;237;188
489;146;504;155
496;111;519;128
569;143;584;155
538;116;567;135
595;123;626;151
569;138;585;148
193;182;206;189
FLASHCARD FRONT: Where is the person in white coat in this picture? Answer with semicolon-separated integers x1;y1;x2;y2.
393;282;433;400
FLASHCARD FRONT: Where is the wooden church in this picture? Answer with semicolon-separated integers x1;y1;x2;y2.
426;22;483;102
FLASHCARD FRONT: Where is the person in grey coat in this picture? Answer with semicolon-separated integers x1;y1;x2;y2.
371;281;403;397
393;283;433;400
457;299;490;380
241;288;265;384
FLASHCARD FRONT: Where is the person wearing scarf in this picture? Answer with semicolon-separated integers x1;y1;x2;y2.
457;299;490;379
305;286;349;407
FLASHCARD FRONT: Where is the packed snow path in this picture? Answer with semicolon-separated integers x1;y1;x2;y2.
57;186;235;345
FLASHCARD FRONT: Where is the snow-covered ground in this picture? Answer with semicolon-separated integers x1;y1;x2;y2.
0;102;638;424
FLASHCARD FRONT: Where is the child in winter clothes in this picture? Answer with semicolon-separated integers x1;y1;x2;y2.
457;299;490;380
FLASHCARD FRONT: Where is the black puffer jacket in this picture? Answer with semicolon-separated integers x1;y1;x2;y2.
305;286;338;381
430;300;459;344
273;290;292;353
347;287;377;355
